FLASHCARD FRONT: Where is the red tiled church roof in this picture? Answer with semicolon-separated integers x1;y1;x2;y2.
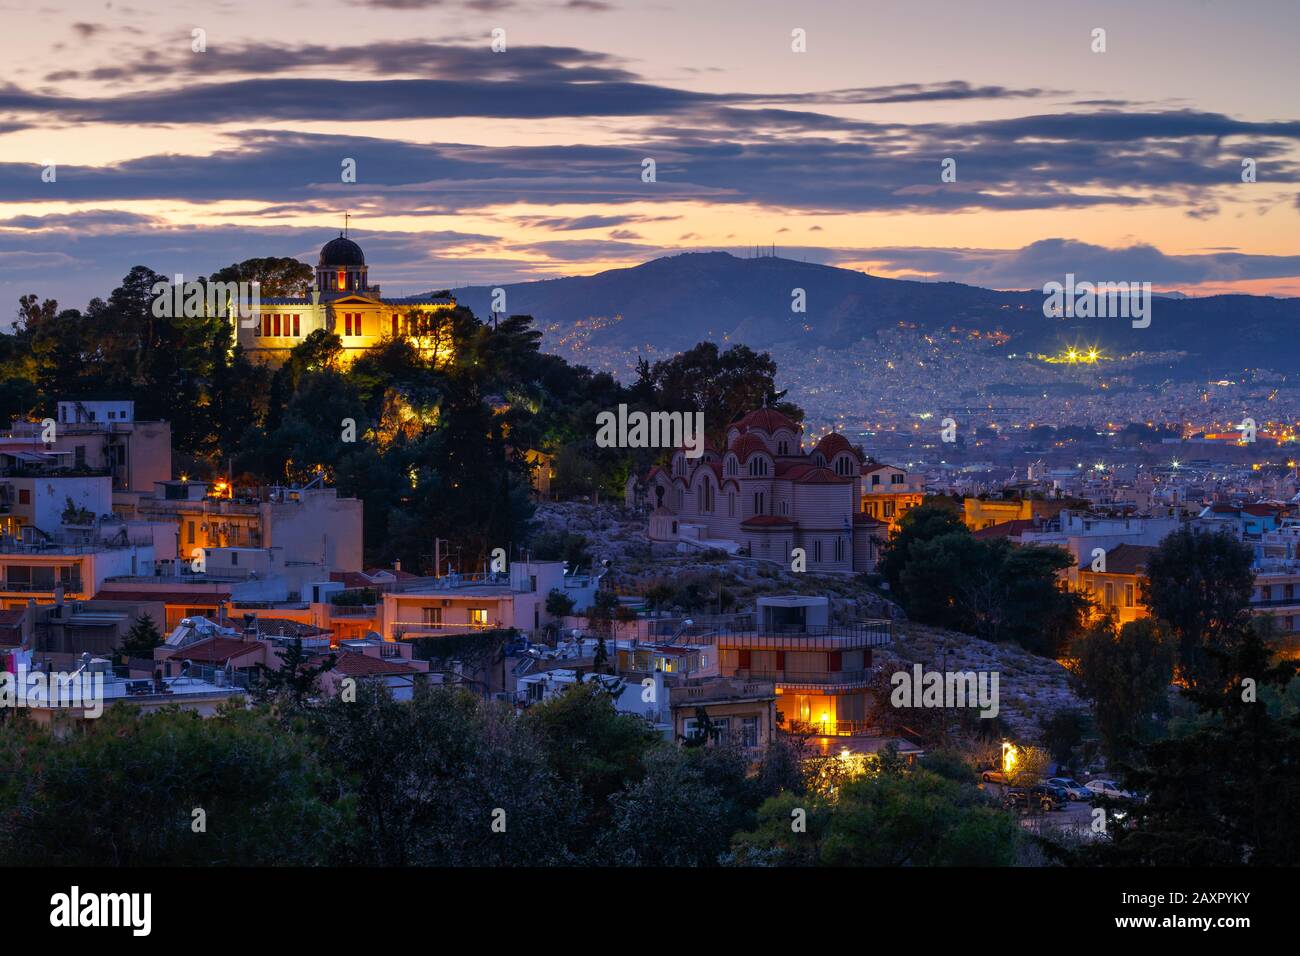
729;433;770;462
731;408;800;436
775;461;815;479
792;466;851;485
814;432;860;461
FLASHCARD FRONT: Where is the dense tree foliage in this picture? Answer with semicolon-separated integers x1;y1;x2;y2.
1073;625;1300;865
0;706;343;866
877;502;966;591
729;763;1019;866
1067;616;1175;765
631;342;803;448
312;681;580;866
0;679;816;867
1143;527;1255;689
7;264;796;571
888;518;1087;656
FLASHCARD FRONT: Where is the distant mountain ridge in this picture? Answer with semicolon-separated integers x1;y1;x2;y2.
448;252;1299;376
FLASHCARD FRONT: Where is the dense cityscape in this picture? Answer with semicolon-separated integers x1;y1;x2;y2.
2;0;1295;939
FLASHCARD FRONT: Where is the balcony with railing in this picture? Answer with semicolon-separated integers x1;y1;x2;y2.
648;615;890;649
731;666;875;689
673;679;775;705
330;603;378;617
392;571;533;594
391;620;499;640
718;626;890;651
228;599;310;610
1251;595;1300;609
108;572;248;585
0;578;84;593
782;718;877;737
0;536;151;554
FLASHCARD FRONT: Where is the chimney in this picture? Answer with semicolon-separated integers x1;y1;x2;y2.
394;559;401;573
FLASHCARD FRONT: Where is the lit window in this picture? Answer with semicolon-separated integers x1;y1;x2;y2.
469;608;489;626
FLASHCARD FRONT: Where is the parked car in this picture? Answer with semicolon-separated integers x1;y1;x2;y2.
1045;777;1094;801
1084;779;1133;799
1036;784;1070;809
981;770;1009;784
1003;784;1068;812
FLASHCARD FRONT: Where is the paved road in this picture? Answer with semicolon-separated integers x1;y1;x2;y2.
980;782;1101;836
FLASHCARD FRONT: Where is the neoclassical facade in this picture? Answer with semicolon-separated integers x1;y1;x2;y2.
236;234;458;366
626;409;886;573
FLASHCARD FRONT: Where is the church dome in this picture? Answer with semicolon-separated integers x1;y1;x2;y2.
815;432;859;460
731;408;800;436
319;236;365;267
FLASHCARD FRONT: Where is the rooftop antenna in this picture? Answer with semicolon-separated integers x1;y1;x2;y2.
343;211;349;238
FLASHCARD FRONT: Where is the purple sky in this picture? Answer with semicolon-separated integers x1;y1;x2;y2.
1;0;1298;311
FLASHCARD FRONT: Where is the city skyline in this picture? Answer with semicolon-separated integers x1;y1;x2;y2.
2;0;1299;312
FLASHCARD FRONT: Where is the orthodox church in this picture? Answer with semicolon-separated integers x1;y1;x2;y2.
626;408;888;573
237;232;458;365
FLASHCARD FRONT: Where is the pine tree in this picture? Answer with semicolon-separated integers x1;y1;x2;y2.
255;637;337;710
1076;622;1300;865
114;615;165;663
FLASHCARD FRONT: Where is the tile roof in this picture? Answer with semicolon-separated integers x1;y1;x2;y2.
792;466;851;485
170;637;263;665
333;652;420;676
731;408;800;435
246;619;331;639
973;518;1037;540
92;589;230;605
814;432;860;460
1093;543;1158;575
740;515;796;527
729;433;770;462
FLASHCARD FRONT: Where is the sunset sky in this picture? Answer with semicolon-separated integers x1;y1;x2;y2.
1;0;1298;310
